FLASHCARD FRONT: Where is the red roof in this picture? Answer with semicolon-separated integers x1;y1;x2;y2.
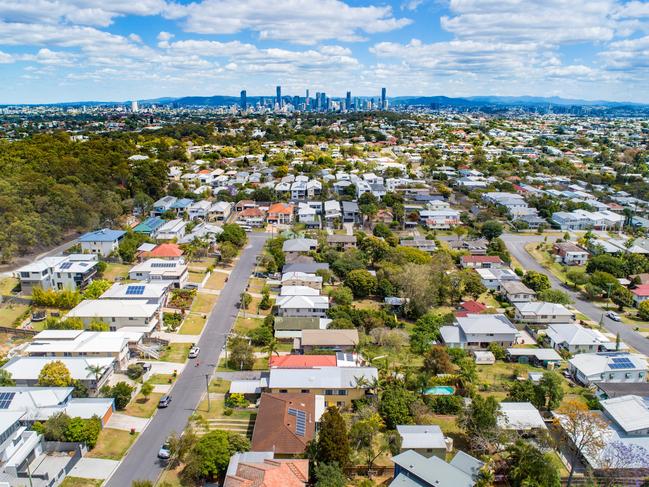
269;355;337;368
198;169;211;174
148;243;183;258
461;255;503;264
632;285;649;297
461;300;487;313
268;203;294;215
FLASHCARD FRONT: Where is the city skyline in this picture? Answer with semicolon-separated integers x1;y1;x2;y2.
1;0;649;104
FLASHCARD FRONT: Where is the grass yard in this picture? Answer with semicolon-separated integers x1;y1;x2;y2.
59;478;103;487
524;243;581;284
353;299;382;311
195;396;257;420
191;292;218;314
217;357;268;372
248;296;271;316
247;277;267;293
0;303;30;327
179;314;206;335
233;316;263;334
148;374;175;385
0;277;19;295
205;270;228;290
209;378;231;393
87;428;138;460
476;361;545;392
157;466;183;486
125;392;163;418
188;270;207;284
159;343;192;363
101;263;131;282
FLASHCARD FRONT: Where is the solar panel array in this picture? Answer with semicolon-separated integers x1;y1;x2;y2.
126;285;145;295
610;357;634;369
151;262;176;268
59;262;73;270
288;408;307;436
0;392;15;409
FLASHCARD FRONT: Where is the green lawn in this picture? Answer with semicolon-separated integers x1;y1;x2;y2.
248;296;271;316
124;392;163;418
0;277;19;295
59;478;103;487
205;271;228;290
209;378;231;393
191;293;218;314
188;270;207;284
159;343;192;363
195;396;257;420
247;277;267;293
101;263;132;282
217;357;268;372
524;243;583;284
87;428;138;460
148;374;175;385
233;316;263;334
476;361;546;392
0;303;30;327
353;298;383;311
157;466;184;487
179;314;206;335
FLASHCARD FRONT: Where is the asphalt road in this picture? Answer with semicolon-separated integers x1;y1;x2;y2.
106;232;269;486
501;233;649;356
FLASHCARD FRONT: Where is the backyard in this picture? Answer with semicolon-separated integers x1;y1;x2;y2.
101;263;131;282
0;303;30;327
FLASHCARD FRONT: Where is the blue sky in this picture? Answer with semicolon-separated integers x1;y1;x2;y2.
1;0;648;103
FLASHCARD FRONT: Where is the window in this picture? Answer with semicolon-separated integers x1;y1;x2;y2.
279;389;288;393
338;390;347;396
324;389;334;395
301;389;310;393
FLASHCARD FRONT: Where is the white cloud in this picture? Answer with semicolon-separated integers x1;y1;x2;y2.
0;50;13;63
165;0;411;44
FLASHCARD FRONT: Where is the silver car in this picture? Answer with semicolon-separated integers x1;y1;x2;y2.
158;442;171;459
189;346;200;358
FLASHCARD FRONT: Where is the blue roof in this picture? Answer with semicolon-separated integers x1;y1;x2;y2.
134;217;166;233
171;198;194;209
78;229;126;242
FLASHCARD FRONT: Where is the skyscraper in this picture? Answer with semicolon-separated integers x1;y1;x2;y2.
305;89;310;110
381;87;386;110
315;92;321;111
131;100;139;113
276;85;282;109
346;91;352;110
240;90;247;110
320;92;326;111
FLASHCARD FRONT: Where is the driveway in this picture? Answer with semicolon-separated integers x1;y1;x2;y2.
105;232;268;486
106;413;150;432
501;233;649;356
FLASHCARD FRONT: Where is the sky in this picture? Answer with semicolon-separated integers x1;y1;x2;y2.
1;0;649;104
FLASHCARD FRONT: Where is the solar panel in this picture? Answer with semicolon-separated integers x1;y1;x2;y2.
612;358;632;364
0;392;15;409
288;408;307;436
126;285;145;295
59;262;73;270
151;262;176;268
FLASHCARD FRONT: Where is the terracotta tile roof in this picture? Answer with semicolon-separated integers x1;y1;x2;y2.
251;393;316;455
270;355;337;368
240;207;266;217
268;203;294;214
225;459;308;487
460;300;487;313
147;243;183;258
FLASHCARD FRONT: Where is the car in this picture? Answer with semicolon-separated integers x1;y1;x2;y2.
158;442;171;459
158;395;172;408
184;283;199;290
607;311;621;322
189;346;200;358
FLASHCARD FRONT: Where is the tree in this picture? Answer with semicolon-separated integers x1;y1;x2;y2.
65;416;102;447
82;279;112;299
457;395;501;454
522;271;551;292
85;363;105;385
140;382;154;401
639;300;649;321
481;220;503;240
88;320;110;331
555;399;608;487
536;288;572;305
314;463;346;487
182;430;235;482
219;241;238;264
611;286;634;311
0;369;15;386
101;381;135;409
487;343;506;360
218;224;247;247
132;481;154;487
345;269;377;298
316;407;351;467
42;412;70;441
422;346;454;376
410;312;445;354
535;371;564;411
167;427;198;467
566;267;588;287
379;384;415;429
329;286;353;306
505;439;561;487
228;336;254;370
263;338;280;362
461;269;487;300
350;409;401;476
38;360;72;387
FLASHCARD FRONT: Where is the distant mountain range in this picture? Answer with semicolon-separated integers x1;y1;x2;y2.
4;94;648;109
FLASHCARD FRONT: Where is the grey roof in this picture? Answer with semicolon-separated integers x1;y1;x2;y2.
456;314;517;335
282;238;318;252
449;450;484;478
501;281;536;295
397;425;446;450
283;263;329;274
391;450;481;487
506;348;562;361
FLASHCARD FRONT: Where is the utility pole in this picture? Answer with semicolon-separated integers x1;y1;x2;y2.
205;374;211;411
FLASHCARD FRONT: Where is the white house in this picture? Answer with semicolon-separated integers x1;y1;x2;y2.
440;314;519;349
78;229;125;257
545;323;613;354
396;425;448;459
155;218;187;241
498;402;546;431
128;258;188;288
514;302;575;325
568;352;648;386
65;299;161;333
275;295;329;318
15;254;98;294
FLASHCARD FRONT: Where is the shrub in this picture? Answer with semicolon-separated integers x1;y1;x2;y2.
225;393;249;409
223;407;233;416
126;364;145;380
163;312;183;330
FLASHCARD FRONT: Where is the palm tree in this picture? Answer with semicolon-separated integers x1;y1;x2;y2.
85;364;105;388
264;338;280;363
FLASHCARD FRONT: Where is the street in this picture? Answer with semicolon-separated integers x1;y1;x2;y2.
105;232;269;486
501;233;649;356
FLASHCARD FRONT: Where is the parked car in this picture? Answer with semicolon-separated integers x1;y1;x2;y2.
607;311;621;322
158;442;171;459
158;395;172;408
189;346;200;359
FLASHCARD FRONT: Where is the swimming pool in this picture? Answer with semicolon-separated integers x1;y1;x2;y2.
424;386;455;396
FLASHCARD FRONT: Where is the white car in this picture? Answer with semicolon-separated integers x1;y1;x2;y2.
189;346;200;358
158;442;171;459
607;311;621;322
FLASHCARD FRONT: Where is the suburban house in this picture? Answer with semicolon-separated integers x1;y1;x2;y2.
151;195;177;216
65;299;161;333
419;209;461;229
545;323;614;354
224;455;308;487
267;367;377;408
128;258;188;288
24;330;142;369
474;267;520;291
15;254;98;294
267;203;295;225
399;239;437;253
133;216;166;236
187;200;212;220
273;316;327;341
296;329;359;353
498;402;546;431
396;425;448;459
275;295;329;318
323;200;342;226
632;284;649;306
236;207;266;227
269;355;338;368
601;395;649;436
326;234;357;250
552;209;624;231
440;314;519;349
0;411;45;481
568;352;648;386
342;201;361;223
282;238;318;261
138;243;184;260
78;228;125;257
2;356;115;391
281;272;323;290
250;393;323;456
460;255;504;269
155;218;187;241
209;201;233;222
506;348;563;368
101;282;169;308
391;450;483;487
500;281;536;303
553;242;589;266
514;302;575;325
